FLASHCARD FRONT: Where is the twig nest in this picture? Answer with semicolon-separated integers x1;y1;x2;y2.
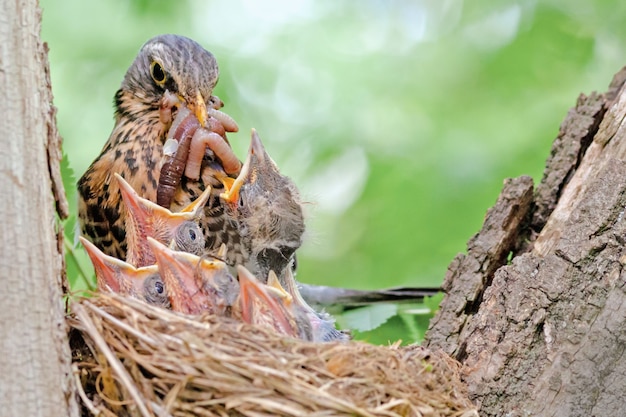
69;293;477;417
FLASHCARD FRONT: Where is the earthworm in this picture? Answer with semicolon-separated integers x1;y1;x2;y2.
157;109;200;207
157;99;241;207
185;128;242;180
208;108;239;133
208;95;224;109
206;115;226;138
207;95;238;133
159;90;180;125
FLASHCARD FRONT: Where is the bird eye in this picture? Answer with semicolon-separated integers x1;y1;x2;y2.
188;228;197;240
150;61;167;84
238;193;245;208
155;280;164;294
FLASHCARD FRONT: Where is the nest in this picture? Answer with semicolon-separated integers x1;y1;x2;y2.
69;293;478;417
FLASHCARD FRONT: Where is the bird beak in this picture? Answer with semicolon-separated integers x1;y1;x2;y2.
115;172;196;230
191;90;208;127
216;243;228;259
179;185;212;216
219;129;265;204
249;128;266;163
79;236;135;294
218;176;236;194
147;237;206;314
278;266;308;310
267;270;293;306
237;265;295;336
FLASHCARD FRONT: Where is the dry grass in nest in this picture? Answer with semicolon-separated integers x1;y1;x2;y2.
68;292;478;417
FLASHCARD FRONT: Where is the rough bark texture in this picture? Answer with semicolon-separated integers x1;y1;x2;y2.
0;0;78;415
425;68;626;416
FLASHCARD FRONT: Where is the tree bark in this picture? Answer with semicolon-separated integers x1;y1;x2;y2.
0;0;78;415
425;68;626;416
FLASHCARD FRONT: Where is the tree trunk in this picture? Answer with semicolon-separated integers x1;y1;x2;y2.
425;67;626;416
0;0;78;415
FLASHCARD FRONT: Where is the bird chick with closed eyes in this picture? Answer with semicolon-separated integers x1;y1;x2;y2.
220;129;305;284
148;238;238;316
80;237;169;308
148;238;301;338
115;173;208;267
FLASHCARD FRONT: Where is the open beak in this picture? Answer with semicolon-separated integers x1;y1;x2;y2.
179;185;212;215
266;271;293;306
216;243;228;259
280;266;347;342
220;129;266;204
277;267;307;309
249;129;266;163
80;236;135;294
115;173;194;225
147;237;206;314
148;238;234;315
237;265;295;336
115;173;209;265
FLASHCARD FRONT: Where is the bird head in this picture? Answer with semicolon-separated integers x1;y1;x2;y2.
148;238;237;315
115;173;209;266
266;270;315;341
120;34;219;127
79;236;169;307
220;130;305;279
279;267;349;342
236;265;298;337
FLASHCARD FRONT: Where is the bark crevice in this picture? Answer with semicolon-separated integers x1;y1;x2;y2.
425;67;626;417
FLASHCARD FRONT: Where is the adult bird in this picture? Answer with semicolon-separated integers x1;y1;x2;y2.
78;34;239;261
77;34;439;314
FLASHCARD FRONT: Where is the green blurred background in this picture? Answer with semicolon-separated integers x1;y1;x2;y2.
42;0;626;343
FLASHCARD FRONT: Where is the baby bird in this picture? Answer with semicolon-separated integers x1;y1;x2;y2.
275;268;350;342
237;265;301;339
80;236;169;308
220;130;305;282
148;238;238;315
148;238;304;339
115;173;208;266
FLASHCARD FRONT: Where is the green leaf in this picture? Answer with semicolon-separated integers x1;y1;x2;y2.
60;150;76;206
60;150;96;291
335;303;398;332
423;293;444;314
65;232;96;292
